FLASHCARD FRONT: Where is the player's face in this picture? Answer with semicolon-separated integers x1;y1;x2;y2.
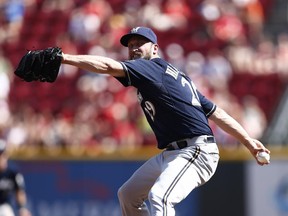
127;36;156;60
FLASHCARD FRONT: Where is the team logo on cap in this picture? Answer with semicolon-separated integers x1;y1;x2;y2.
131;27;141;33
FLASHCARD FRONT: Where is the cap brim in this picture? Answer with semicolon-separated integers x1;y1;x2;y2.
120;33;155;47
120;33;134;47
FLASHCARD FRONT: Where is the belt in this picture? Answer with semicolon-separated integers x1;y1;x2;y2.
166;135;216;150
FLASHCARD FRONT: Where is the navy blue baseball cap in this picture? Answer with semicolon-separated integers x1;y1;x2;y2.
120;27;157;47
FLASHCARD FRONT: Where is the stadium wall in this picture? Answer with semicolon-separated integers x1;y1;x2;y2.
9;147;288;216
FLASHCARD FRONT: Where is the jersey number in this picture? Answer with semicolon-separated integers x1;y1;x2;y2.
142;78;200;122
181;77;201;106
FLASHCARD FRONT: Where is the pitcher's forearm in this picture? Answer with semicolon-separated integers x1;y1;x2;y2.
210;107;254;148
62;54;125;77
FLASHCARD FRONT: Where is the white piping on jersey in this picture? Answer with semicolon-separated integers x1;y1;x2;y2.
206;104;217;117
120;62;132;86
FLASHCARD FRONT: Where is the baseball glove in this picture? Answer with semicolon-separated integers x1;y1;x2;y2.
14;47;62;83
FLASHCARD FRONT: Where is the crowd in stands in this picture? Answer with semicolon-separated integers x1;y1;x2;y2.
0;0;286;152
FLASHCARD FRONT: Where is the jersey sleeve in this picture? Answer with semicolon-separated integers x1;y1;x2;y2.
114;62;131;87
115;59;162;88
197;90;216;117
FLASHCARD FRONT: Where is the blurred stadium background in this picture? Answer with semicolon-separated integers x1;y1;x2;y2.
0;0;288;215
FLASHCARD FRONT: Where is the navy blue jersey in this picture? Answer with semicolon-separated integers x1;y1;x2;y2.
117;58;216;149
0;168;25;204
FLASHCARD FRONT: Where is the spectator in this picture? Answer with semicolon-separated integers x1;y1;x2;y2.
163;0;191;29
68;0;113;44
3;0;281;150
275;33;288;77
41;0;74;12
203;49;233;91
241;95;267;139
233;0;265;44
0;48;13;128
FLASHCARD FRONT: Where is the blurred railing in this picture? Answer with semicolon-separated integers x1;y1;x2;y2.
8;145;287;161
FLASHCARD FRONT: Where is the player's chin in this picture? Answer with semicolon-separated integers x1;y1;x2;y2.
131;55;141;60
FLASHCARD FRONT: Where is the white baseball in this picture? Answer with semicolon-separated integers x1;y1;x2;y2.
256;151;270;163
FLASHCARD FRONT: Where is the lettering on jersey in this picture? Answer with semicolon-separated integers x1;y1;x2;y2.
165;65;179;80
144;101;156;121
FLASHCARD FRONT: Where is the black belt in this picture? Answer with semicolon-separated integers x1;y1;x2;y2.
166;136;216;150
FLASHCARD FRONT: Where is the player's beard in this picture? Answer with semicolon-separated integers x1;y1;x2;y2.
131;53;142;60
130;44;153;60
131;52;151;60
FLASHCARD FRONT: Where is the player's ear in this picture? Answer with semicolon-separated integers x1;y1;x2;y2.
152;44;159;55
